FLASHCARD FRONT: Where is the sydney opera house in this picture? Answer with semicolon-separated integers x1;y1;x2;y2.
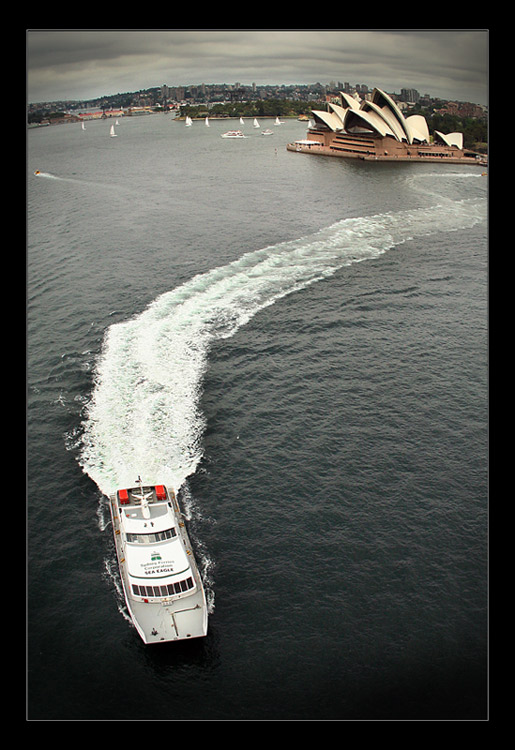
287;87;485;164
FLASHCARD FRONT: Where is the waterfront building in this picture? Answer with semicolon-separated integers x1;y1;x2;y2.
287;87;485;164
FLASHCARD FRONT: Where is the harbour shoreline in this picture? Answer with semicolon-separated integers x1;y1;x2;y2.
286;139;487;165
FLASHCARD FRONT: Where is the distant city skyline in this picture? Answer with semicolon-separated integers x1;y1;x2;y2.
27;30;489;107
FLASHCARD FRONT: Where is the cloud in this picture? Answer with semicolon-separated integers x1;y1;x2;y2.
27;29;488;105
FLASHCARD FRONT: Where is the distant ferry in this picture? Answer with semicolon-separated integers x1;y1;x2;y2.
221;130;246;139
109;478;208;644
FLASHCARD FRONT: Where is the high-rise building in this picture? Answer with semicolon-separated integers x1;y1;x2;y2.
401;88;420;103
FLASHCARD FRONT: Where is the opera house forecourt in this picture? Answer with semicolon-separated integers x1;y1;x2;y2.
287;87;486;165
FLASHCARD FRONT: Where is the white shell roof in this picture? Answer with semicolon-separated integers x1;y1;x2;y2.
312;87;462;148
344;107;397;138
405;115;430;143
362;100;406;140
434;130;464;149
312;109;345;131
340;92;361;111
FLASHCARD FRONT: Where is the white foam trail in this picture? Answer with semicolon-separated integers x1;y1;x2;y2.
103;556;133;624
77;196;486;497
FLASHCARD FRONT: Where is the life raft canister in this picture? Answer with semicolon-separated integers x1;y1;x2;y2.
118;488;129;505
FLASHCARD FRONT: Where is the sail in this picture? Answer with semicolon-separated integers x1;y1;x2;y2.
205;117;210;126
110;124;117;137
253;118;259;128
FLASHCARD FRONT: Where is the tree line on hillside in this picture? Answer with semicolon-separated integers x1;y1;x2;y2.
180;98;318;120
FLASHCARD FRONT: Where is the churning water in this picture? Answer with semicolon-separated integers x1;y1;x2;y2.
28;114;487;720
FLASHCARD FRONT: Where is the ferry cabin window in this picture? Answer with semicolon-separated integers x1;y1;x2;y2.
126;527;177;544
132;577;194;598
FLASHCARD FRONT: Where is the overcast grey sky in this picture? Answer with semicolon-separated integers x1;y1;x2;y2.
27;29;489;106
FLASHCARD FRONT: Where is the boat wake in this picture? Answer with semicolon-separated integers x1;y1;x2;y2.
33;170;59;179
33;170;96;186
103;555;133;625
77;193;486;501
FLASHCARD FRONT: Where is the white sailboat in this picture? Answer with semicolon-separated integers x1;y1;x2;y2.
110;124;117;137
185;116;193;127
240;117;245;125
205;116;210;127
253;118;260;128
81;121;85;130
275;117;284;125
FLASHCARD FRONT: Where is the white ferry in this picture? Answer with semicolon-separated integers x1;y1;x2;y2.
221;130;246;138
109;478;208;644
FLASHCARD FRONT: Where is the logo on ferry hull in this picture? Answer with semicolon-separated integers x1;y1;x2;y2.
139;553;175;576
